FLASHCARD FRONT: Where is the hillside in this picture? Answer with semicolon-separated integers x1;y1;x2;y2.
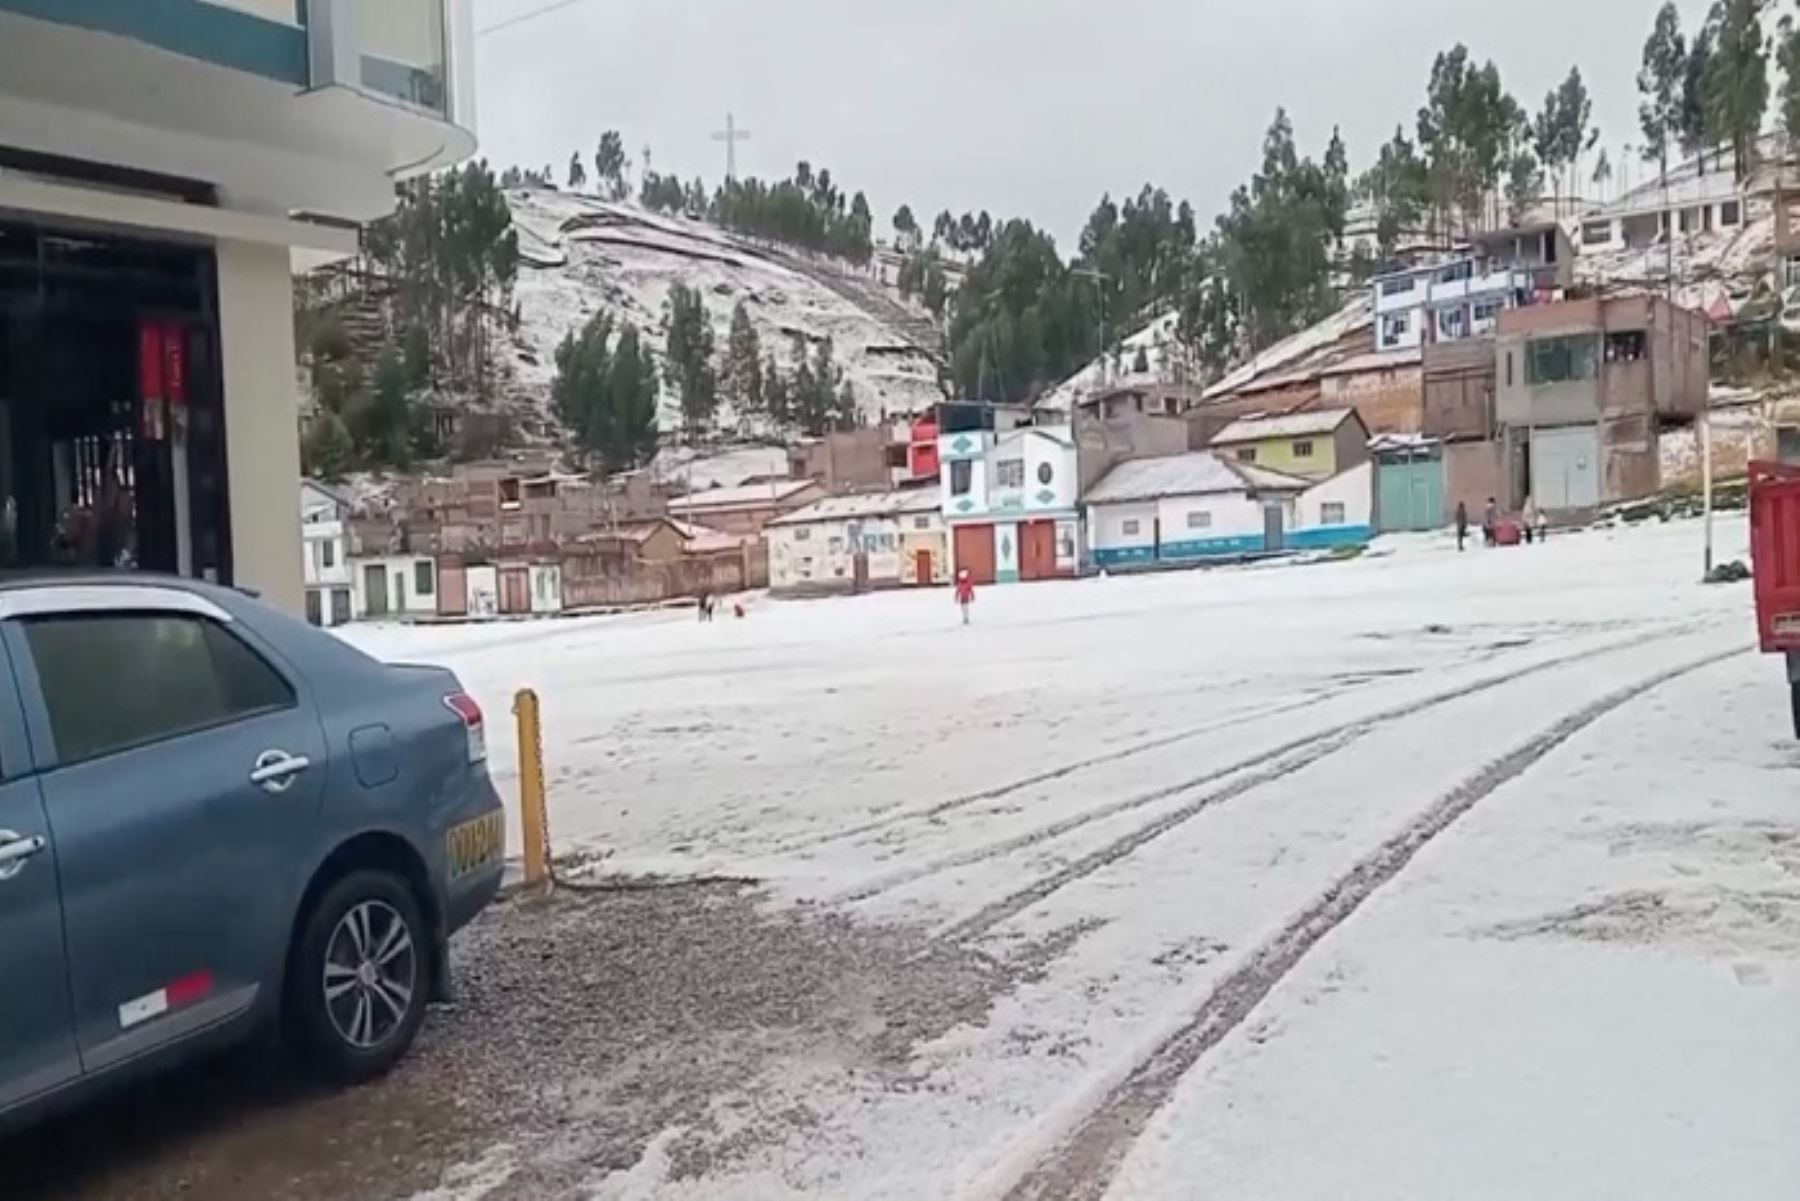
506;189;945;430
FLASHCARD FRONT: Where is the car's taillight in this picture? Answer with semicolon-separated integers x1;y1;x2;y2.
443;692;486;764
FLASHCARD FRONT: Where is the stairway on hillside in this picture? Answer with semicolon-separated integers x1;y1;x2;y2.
763;248;944;359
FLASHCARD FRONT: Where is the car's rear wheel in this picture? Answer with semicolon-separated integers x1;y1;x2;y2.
287;870;429;1083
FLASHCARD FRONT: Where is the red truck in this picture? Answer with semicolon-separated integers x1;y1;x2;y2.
1750;459;1800;736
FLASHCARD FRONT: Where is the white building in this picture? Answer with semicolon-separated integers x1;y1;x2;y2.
1371;256;1531;352
766;486;944;594
938;423;1081;583
351;553;440;621
1577;161;1748;253
1086;452;1375;569
299;479;352;626
0;1;476;612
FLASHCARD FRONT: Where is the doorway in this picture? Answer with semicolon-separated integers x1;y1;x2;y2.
1263;504;1286;552
0;222;229;580
913;548;933;586
363;564;390;617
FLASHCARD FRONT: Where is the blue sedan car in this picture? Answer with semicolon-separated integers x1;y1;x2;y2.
0;576;504;1127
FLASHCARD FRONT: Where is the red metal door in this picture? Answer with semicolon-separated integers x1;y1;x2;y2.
1751;460;1800;652
914;549;933;586
953;525;996;585
1019;521;1057;581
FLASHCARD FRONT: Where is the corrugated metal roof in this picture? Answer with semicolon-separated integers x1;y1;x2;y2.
768;484;942;528
1085;453;1306;505
1210;408;1358;444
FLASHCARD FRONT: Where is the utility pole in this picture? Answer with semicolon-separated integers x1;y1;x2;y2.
1702;400;1715;578
711;113;752;184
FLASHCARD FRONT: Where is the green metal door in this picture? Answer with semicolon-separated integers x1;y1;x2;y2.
1378;455;1445;532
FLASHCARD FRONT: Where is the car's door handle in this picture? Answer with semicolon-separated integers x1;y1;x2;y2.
0;831;46;881
250;750;312;793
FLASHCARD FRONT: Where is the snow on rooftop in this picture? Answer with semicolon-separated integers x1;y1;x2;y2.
1201;294;1374;401
1211;408;1358;444
667;479;816;512
768;484;942;527
1035;311;1184;414
1086;451;1305;505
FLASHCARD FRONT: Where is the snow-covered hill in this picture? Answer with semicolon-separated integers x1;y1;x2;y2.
506;190;945;428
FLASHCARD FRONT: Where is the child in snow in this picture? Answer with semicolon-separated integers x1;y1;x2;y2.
954;568;976;625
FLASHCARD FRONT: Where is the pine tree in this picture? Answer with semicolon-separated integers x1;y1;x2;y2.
567;152;587;192
1780;12;1800;148
594;131;629;201
1705;0;1771;180
893;204;920;248
1505;150;1544;223
722;301;765;418
663;283;718;436
553;313;659;472
363;347;412;469
302;410;354;479
764;356;791;428
1591;148;1613;199
1682;22;1716;168
1640;2;1689;185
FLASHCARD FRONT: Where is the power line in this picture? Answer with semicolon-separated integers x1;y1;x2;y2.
478;0;598;37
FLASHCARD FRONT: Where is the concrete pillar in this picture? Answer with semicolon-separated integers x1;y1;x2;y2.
216;239;304;614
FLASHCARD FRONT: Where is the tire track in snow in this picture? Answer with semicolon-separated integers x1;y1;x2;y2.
769;689;1354;857
917;627;1696;934
989;644;1747;1201
784;619;1670;864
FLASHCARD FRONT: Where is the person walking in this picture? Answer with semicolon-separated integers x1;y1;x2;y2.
954;567;976;625
1534;506;1549;544
1482;497;1499;548
1521;497;1539;545
1455;501;1470;552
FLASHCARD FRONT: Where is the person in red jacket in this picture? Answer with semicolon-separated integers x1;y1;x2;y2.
954;567;976;625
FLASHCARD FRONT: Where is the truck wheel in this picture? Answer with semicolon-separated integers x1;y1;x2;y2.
286;870;429;1084
1791;681;1800;741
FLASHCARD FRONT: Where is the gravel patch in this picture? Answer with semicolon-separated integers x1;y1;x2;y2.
16;883;1009;1201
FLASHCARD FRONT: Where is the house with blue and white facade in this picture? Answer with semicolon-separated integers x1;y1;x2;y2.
1086;451;1375;569
939;423;1081;583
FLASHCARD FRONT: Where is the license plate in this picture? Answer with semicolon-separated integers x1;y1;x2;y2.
1776;614;1800;636
447;810;505;880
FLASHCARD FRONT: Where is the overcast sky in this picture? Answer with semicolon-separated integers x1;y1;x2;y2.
472;0;1717;247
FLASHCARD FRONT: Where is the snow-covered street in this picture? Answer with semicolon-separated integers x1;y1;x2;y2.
322;514;1800;1201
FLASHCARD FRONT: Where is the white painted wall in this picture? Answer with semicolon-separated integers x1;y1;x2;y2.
1154;492;1264;544
351;554;438;618
1087;501;1158;554
466;564;499;618
1297;463;1376;530
219;239;304;614
770;516;909;589
529;564;562;614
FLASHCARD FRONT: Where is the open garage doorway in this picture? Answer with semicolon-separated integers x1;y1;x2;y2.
0;222;231;581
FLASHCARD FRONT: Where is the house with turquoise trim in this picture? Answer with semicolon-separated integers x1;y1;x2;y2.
1085;451;1375;569
939;423;1081;584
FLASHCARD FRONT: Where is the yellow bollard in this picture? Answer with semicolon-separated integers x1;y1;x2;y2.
513;688;551;889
